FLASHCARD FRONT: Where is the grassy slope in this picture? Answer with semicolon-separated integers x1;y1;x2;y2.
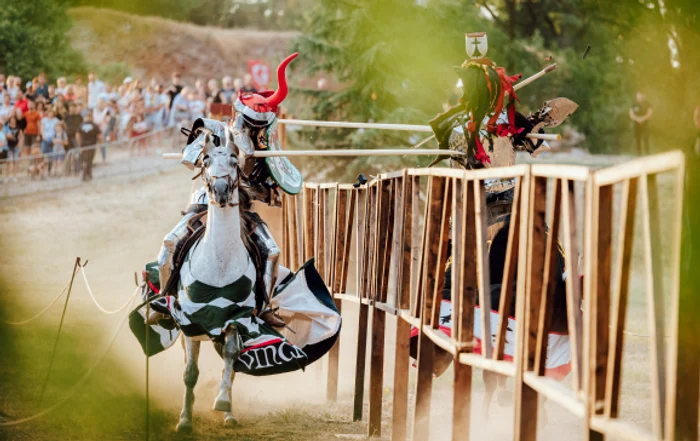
68;7;299;84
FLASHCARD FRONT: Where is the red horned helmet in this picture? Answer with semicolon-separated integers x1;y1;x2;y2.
239;53;298;115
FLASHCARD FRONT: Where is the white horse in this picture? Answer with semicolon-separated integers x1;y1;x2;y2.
140;129;341;432
175;131;247;431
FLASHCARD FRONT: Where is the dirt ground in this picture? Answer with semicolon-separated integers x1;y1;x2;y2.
0;157;676;440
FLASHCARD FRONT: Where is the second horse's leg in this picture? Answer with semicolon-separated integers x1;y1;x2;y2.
213;327;240;412
223;370;238;426
483;370;498;419
177;336;201;433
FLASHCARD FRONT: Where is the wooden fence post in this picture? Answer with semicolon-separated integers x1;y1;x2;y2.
515;175;547;441
412;176;447;441
326;186;345;403
353;187;369;422
368;180;393;437
392;172;412;441
452;176;477;441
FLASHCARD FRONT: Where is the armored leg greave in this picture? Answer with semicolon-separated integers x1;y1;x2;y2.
157;206;204;291
254;221;280;303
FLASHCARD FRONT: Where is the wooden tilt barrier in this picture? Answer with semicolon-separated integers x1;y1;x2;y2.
278;151;694;441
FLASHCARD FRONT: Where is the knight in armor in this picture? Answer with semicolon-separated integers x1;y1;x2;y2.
155;53;304;327
416;32;579;377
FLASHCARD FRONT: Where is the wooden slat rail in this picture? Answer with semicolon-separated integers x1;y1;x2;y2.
583;152;687;441
277;152;689;441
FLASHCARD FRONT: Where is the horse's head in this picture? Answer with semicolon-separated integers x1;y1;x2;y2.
201;130;240;208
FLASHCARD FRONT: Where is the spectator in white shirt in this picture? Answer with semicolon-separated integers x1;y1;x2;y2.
0;94;13;124
189;91;206;120
169;87;191;128
155;85;170;129
56;77;68;97
92;98;111;132
87;72;106;109
6;76;20;102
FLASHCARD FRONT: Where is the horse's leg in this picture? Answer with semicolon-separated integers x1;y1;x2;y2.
223;370;238;426
483;370;498;419
496;374;513;406
176;336;201;433
213;327;240;412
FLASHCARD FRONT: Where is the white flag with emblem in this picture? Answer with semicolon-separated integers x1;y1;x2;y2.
466;32;488;58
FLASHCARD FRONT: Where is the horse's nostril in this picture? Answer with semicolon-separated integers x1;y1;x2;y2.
213;179;229;196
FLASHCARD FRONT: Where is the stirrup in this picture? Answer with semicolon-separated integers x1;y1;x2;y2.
258;308;286;328
145;310;168;325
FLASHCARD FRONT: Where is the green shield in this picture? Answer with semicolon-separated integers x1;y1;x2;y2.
263;121;303;195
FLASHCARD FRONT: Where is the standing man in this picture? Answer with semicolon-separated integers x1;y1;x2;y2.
87;72;105;110
72;75;87;104
35;73;49;100
167;72;183;109
64;102;83;173
240;74;258;94
23;100;41;151
629;92;653;155
217;76;236;104
76;112;102;181
168;87;191;127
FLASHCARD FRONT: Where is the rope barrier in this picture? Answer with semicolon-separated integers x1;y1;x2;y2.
0;293;137;427
79;266;141;315
0;281;71;326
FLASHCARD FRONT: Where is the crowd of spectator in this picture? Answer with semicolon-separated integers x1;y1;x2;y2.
0;71;258;182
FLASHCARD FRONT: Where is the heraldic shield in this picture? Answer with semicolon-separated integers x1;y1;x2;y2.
263;119;303;195
466;32;488;58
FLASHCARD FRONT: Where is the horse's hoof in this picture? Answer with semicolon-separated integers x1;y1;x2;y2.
176;419;193;433
213;399;232;412
224;415;238;427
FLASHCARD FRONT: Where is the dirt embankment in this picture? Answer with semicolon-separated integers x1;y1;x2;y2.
68;7;300;83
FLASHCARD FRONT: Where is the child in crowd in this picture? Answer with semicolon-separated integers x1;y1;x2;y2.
40;109;59;173
0;125;7;181
53;95;68;120
28;138;44;180
4;115;23;180
36;101;47;117
52;122;68;176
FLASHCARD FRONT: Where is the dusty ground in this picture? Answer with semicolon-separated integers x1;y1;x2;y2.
0;153;677;440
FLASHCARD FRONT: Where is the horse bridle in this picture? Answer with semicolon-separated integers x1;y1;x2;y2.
200;156;244;208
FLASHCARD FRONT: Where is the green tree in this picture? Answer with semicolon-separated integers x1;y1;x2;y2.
294;0;700;159
0;0;86;80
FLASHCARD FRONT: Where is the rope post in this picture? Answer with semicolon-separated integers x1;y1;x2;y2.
39;257;81;406
145;298;150;441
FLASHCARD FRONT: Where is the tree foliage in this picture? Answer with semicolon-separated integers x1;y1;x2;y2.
292;0;700;167
0;0;86;81
71;0;311;30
